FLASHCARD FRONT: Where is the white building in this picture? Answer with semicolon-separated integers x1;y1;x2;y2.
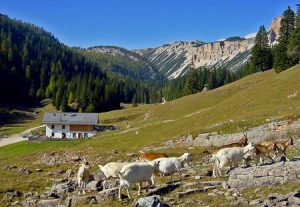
42;112;99;139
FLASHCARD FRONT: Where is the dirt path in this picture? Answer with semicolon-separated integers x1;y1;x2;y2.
0;125;45;148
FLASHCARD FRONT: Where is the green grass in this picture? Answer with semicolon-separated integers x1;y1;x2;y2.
0;101;56;136
0;65;300;206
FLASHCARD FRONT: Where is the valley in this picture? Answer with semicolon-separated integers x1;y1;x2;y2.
0;65;300;206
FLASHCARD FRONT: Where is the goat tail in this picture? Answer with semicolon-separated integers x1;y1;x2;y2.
98;165;104;171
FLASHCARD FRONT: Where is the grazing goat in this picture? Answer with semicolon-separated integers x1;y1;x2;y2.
252;143;278;165
138;152;168;161
213;134;248;154
117;160;160;200
153;152;192;182
77;160;91;195
98;162;129;190
260;137;293;161
212;143;255;177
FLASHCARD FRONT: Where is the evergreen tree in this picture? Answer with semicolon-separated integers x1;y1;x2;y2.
287;5;300;63
273;7;295;72
251;25;272;71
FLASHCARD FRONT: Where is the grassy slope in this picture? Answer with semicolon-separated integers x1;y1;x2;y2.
0;65;299;206
1;65;300;158
0;101;56;136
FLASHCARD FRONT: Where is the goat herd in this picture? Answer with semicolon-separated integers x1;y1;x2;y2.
77;134;294;201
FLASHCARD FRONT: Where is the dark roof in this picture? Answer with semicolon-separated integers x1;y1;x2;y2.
42;112;99;125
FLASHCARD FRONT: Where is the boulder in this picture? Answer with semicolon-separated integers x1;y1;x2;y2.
96;187;119;200
65;195;97;207
134;196;169;207
86;180;102;191
227;162;300;189
37;199;60;207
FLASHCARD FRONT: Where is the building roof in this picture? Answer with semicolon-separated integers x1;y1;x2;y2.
42;112;99;125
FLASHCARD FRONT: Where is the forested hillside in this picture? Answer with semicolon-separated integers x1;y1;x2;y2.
0;14;164;112
83;46;165;81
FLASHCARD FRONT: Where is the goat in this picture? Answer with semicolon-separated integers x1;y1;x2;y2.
252;143;278;165
212;143;255;177
138;152;168;161
98;162;129;190
260;137;293;161
213;133;248;154
77;160;91;195
153;152;192;182
117;160;160;201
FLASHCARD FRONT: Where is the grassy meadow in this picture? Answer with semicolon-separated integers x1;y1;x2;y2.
0;65;300;206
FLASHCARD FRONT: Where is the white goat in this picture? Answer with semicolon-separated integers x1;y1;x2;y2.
98;162;129;190
117;160;159;201
212;143;255;177
154;152;192;182
77;161;91;195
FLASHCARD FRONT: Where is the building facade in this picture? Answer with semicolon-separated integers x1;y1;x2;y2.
42;112;99;138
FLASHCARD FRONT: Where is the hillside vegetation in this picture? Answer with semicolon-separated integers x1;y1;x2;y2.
0;14;164;112
1;64;299;157
0;65;299;206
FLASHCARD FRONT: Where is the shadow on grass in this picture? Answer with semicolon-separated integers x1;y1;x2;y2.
0;100;50;126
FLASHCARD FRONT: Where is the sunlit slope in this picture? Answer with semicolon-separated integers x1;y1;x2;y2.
92;65;300;151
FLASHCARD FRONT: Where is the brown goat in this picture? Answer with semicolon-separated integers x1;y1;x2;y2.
213;134;248;154
253;143;278;165
260;137;293;161
138;152;168;161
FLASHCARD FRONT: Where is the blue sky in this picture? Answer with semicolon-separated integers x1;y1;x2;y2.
0;0;298;49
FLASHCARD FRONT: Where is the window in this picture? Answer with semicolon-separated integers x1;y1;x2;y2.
51;125;54;129
73;133;76;138
84;133;88;138
62;133;66;138
62;125;65;129
51;133;54;137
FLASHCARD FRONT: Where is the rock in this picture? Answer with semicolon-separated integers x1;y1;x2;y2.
70;156;81;162
288;196;300;205
96;187;119;200
194;175;202;180
134;196;169;207
147;183;181;196
268;193;287;202
86;180;102;191
3;165;17;170
249;199;263;206
227;162;300;189
291;156;300;161
18;167;32;174
37;199;60;207
65;195;97;207
176;188;207;198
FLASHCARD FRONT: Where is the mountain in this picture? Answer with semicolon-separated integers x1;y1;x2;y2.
84;46;165;81
135;17;281;79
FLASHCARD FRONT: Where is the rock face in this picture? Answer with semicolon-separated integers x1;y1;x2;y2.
227;161;300;190
193;119;300;147
269;16;282;46
135;16;281;79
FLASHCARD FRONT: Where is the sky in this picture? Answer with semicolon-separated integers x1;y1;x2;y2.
0;0;299;49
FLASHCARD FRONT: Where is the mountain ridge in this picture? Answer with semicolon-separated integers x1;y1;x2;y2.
134;16;282;79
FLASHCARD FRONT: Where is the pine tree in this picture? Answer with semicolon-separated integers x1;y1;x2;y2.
287;5;300;63
251;25;272;71
273;6;295;72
